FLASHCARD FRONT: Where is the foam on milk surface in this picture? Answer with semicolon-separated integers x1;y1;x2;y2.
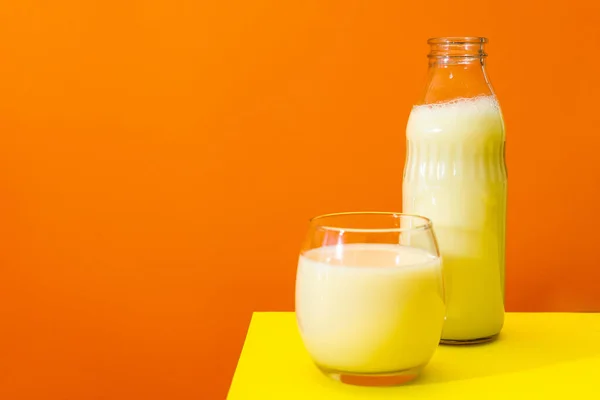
407;96;503;141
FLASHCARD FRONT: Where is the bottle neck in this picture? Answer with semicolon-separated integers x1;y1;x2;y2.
418;37;494;104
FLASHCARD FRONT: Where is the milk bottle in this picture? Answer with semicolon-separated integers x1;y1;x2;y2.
403;37;507;343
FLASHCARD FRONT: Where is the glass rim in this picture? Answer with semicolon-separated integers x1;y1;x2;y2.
428;36;488;45
309;211;433;233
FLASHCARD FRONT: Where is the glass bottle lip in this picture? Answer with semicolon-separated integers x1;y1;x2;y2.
427;37;488;60
428;37;488;45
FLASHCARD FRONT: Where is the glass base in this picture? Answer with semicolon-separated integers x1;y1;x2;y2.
317;365;422;386
440;333;499;345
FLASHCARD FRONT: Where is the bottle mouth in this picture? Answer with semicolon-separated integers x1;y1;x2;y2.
428;37;488;45
427;37;488;60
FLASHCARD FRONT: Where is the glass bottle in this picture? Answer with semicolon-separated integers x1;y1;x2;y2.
403;37;507;344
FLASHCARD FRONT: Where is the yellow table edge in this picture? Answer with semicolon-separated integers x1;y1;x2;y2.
228;312;600;399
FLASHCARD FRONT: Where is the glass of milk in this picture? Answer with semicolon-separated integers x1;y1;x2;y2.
295;212;445;386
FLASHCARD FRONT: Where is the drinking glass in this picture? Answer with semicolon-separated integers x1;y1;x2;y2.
295;212;444;386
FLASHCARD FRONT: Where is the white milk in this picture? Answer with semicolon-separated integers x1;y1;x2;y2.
296;244;444;373
403;96;507;341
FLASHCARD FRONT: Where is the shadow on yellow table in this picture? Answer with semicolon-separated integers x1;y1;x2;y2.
227;313;600;399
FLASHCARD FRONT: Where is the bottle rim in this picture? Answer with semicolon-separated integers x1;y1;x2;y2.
427;37;488;60
428;37;488;45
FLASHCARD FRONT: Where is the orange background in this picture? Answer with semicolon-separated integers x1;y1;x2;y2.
1;1;599;399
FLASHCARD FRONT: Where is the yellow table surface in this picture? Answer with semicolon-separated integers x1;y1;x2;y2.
227;312;600;399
